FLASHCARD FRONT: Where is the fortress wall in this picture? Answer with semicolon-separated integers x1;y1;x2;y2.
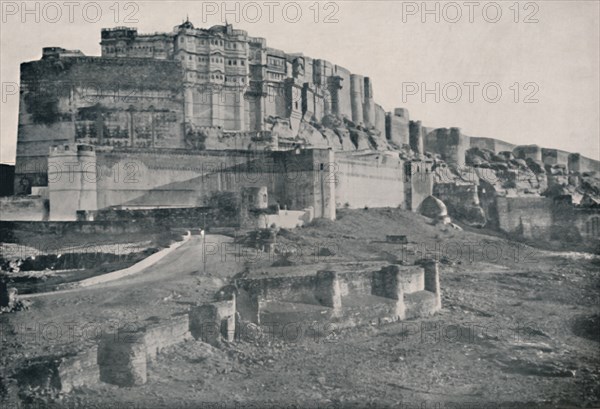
71;89;183;148
272;149;336;219
362;78;375;127
302;84;325;122
350;74;365;124
469;137;516;153
513;145;542;162
204;130;274;151
407;161;434;211
469;137;494;152
15;57;184;194
409;120;424;154
94;148;335;219
313;59;334;88
496;196;553;239
551;202;600;242
374;104;386;136
496;196;599;242
335;152;405;209
0;196;47;221
542;148;570;170
262;83;288;121
334;65;353;120
48;145;98;220
568;153;600;173
284;79;304;132
95;149;273;209
386;108;410;148
424;128;469;165
14;122;73;192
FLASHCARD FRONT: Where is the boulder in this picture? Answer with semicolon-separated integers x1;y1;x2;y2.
459;205;487;227
348;127;373;150
526;157;545;174
498;151;515;161
490;162;509;172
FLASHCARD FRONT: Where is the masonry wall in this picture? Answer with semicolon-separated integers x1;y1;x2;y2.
48;145;98;220
469;137;516;153
513;145;542;162
386;109;410;148
550;201;600;242
405;160;434;211
409;121;425;154
496;196;554;239
424;128;469;165
568;153;600;173
335;152;405;209
542;148;570;170
0;196;47;221
350;74;364;124
374;104;387;136
94;148;336;219
362;77;375;127
334;65;353;120
15;57;184;194
433;183;479;209
94;149;271;209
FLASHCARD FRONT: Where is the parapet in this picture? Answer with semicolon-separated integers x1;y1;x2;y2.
513;145;542;162
393;108;409;120
42;47;85;59
100;26;137;39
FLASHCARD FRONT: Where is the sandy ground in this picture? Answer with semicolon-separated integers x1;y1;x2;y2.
1;209;599;408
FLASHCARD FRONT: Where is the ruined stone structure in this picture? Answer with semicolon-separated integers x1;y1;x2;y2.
232;262;441;330
14;261;442;392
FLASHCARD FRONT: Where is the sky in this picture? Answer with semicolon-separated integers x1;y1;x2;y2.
1;0;599;163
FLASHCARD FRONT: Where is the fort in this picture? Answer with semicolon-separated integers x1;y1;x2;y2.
3;20;600;245
2;12;599;408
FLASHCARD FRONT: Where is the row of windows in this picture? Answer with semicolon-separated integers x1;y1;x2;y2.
187;72;247;83
268;57;285;66
268;72;286;80
179;37;233;48
104;46;165;53
179;36;243;50
182;55;247;66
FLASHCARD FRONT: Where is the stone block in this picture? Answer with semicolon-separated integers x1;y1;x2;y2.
98;332;147;387
314;270;342;310
189;304;221;347
423;260;442;310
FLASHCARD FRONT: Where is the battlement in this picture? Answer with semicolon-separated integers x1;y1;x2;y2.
42;47;85;59
101;26;137;39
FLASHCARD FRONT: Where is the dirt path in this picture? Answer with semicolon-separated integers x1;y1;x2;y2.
2;210;598;408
